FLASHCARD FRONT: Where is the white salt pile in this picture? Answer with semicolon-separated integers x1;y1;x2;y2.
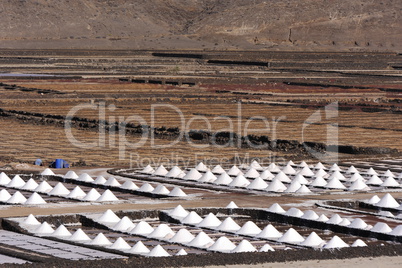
40;168;55;176
147;245;170;257
265;178;287;192
0;189;11;202
169;229;195;244
226;201;239;209
20;178;39;191
215;217;241;232
231;240;257;253
186;232;214;248
90;233;112;246
211;165;225;174
300;232;324;247
78;173;94;182
23;214;41;225
7;175;26;188
48;182;70;196
348;218;368;229
128;241;150;254
66;186;86;199
278;228;304;243
323;235;349;249
69;228;91;242
140;165;154;174
63;171;78;179
34;221;54;235
236;221;262;236
147;224;175;240
153;165;169;176
109;237;131;250
208;236;236;252
82;188;101;201
168;187;187;197
25;192;47;205
227;166;242;176
104;177;121;187
0;172;11;185
138;183;155;192
197;213;222;228
152;185;171;195
285;207;304;217
371;222;392;233
93;176;107;185
351;239;367;247
181;211;203;225
169;205;189;218
326;214;343;224
228;175;250;187
6;191;27;204
301;210;319;220
51;225;72;238
256;224;282;239
214;173;233;185
130;221;154;236
165;166;183;178
198;171;217;183
267;203;286;214
97;209;121;224
244;168;260;179
112;216;135;232
259;244;275;252
175;249;188;256
195;162;208;172
120;180;139;190
183;169;202;181
375;193;400;208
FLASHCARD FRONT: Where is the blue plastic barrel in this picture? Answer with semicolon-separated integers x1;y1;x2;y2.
55;159;63;169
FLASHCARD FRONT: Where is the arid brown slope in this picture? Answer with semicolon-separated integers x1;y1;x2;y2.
0;0;401;51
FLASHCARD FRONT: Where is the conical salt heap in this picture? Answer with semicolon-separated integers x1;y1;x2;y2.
267;163;281;172
148;224;175;239
389;225;402;236
152;185;170;195
211;165;225;174
130;221;154;236
228;175;250;188
104;177;121;187
78;173;94;182
324;177;346;189
183;168;202;181
317;214;329;222
278;228;304;243
349;179;370;191
328;170;346;182
259;244;275;252
267;203;286;214
82;188;101;201
128;241;150;254
366;175;383;185
250;160;263;170
182;211;203;225
315;168;328;177
109;237;131;250
7;175;26;188
296;185;312;194
48;182;70;196
147;245;170;257
195;162;208;172
168;187;187;197
40;168;55;176
300;232;324;247
244;168;260;179
198;171;217;183
298;161;308;167
0;189;11;202
186;231;214;248
169;205;189;218
284;181;302;193
0;172;11;185
324;235;349;248
314;162;326;170
197;213;222;228
232;240;257;253
51;224;72;238
367;195;381;204
326;214;343;224
66;186;86;199
113;216;135;232
34;221;54;235
348;218;368;229
97;190;119;202
138;183;155;192
346;165;359;174
226;201;239;209
260;170;274;181
90;233;112;246
301;210;319;220
256;224;282;239
165;166;182;178
214;173;233;185
376;193;400;208
6;191;27;204
338;218;351;226
227;165;242;176
25;192;47;205
236;221;262;236
329;163;341;172
153;165;168;176
97;209;121;224
121;180;139;190
351;239;367;247
348;173;364;182
175;249;188;256
293;174;309;184
140;165;154;174
93;175;107;185
247;177;268;190
285;207;304;217
371;222;392;233
215;217;241;232
274;171;291;183
297;166;315;177
69;228;91;242
23;214;41;225
265;178;287;192
63;171;79;179
383;170;395;177
208;236;236;252
20;178;39;191
169;229;195;243
366;167;378;175
381;176;400;187
282;164;296;175
311;176;327;187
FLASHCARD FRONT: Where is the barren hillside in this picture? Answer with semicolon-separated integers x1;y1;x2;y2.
0;0;401;51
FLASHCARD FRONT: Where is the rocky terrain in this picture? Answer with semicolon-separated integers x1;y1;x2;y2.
0;0;401;51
